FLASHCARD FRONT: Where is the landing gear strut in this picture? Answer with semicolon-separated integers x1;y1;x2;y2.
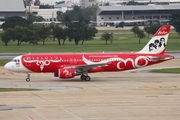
26;73;30;82
80;74;91;81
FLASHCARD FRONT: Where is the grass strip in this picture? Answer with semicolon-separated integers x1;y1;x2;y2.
0;88;39;92
0;32;179;53
151;68;180;74
0;59;10;66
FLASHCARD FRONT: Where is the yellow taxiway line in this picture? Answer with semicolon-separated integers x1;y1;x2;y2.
140;86;180;89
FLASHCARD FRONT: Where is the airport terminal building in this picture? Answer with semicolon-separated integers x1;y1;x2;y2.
96;5;180;26
0;0;26;21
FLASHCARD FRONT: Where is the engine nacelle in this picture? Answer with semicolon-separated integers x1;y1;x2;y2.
58;68;75;79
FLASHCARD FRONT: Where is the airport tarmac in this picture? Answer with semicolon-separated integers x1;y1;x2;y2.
0;59;180;120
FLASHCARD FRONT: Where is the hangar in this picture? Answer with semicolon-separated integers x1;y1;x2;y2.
0;0;26;21
96;5;180;27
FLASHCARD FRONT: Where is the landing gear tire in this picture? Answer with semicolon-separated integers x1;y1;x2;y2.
26;73;30;82
80;75;86;80
26;78;30;82
85;76;91;81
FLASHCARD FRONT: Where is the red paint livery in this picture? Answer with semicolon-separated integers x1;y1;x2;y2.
4;25;174;81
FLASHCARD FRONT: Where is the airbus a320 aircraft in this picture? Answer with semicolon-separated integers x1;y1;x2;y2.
4;25;174;82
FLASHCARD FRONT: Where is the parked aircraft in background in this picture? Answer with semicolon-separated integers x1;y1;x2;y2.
0;21;5;27
32;11;61;25
33;21;61;26
100;11;149;27
102;19;149;28
4;25;173;82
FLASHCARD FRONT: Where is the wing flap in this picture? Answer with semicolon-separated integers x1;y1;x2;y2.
64;62;108;70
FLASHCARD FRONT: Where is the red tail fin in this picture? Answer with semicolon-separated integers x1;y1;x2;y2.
138;25;170;54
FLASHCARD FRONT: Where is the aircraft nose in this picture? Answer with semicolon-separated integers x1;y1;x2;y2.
4;62;13;71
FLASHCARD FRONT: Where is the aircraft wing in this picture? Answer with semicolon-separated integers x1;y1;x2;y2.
102;20;123;24
63;55;112;72
68;62;108;68
33;21;61;24
0;21;5;25
124;20;148;23
64;61;109;72
102;19;148;24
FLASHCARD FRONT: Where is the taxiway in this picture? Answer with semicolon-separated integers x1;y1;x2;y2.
0;59;179;120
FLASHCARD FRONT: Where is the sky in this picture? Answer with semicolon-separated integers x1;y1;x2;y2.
40;0;80;4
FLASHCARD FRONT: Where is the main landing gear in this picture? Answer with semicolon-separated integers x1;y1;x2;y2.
26;73;30;82
80;74;91;81
25;73;91;82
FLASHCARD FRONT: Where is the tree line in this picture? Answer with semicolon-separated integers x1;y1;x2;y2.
0;6;98;46
0;5;180;46
0;17;97;46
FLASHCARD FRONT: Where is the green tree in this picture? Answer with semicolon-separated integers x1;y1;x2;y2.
131;26;140;37
33;25;51;45
81;26;98;45
1;16;31;30
53;26;65;45
101;32;114;45
34;0;40;5
83;5;98;21
74;6;91;24
127;1;138;5
0;31;11;46
57;6;91;26
57;11;72;26
27;12;45;22
144;26;150;36
146;24;162;35
13;26;39;46
67;22;83;45
24;0;33;6
48;24;56;41
170;11;180;35
61;28;68;45
67;22;97;45
28;24;51;45
137;30;146;44
53;26;68;45
27;23;38;30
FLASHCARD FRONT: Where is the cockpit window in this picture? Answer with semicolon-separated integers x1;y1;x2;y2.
11;59;20;63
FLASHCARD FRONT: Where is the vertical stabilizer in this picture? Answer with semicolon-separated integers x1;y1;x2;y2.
138;25;171;54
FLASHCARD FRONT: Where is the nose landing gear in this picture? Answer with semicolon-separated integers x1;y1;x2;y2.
26;73;30;82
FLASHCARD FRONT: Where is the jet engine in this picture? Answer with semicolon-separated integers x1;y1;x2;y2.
58;68;75;79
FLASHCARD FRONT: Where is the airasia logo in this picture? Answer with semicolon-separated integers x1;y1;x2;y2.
157;31;167;35
63;69;72;78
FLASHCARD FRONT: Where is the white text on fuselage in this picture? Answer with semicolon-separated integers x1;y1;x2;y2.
88;55;118;58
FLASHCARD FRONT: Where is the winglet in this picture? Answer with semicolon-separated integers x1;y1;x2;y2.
138;25;170;54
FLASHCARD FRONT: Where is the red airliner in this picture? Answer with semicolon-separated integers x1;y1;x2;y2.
4;25;174;82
